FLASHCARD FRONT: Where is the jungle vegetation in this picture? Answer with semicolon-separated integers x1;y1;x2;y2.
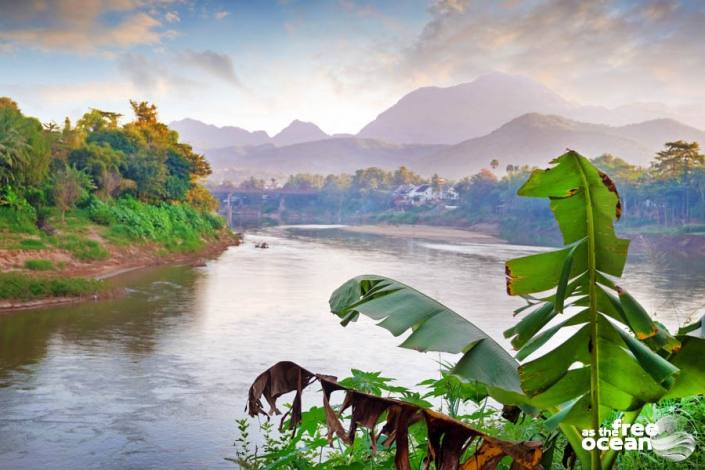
0;97;226;300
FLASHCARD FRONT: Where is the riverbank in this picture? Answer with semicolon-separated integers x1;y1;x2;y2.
0;201;241;313
338;223;505;244
0;233;238;312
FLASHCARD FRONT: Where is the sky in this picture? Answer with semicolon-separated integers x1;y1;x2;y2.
1;0;705;135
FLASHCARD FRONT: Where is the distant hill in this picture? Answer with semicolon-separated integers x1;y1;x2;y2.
169;118;329;150
204;137;446;176
417;114;705;178
170;118;270;150
272;120;329;146
357;72;573;145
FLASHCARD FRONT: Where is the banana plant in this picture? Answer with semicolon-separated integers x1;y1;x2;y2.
329;150;705;470
504;150;705;469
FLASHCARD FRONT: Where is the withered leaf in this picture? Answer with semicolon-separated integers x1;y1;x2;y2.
247;361;543;470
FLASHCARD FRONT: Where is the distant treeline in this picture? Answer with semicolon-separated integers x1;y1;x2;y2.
212;142;705;243
0;96;218;230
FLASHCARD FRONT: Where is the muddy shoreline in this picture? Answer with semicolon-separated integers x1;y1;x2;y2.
0;234;239;313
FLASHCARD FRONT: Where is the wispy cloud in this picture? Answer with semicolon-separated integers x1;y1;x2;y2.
0;0;176;53
178;50;241;86
165;10;180;23
118;49;241;95
214;10;230;20
118;52;199;94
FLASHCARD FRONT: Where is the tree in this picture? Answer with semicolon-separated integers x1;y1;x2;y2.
351;167;390;191
653;141;705;222
283;173;324;191
392;166;423;186
0;100;51;190
238;176;266;191
69;142;125;198
52;167;93;221
490;159;499;170
77;109;121;133
186;185;218;212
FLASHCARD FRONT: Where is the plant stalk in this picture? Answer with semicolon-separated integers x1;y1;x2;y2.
575;155;602;470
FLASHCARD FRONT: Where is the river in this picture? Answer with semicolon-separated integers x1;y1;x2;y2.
1;226;704;469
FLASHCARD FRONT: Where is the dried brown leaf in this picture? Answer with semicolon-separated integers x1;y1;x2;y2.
246;361;543;470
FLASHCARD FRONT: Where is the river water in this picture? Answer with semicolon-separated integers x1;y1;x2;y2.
1;226;704;469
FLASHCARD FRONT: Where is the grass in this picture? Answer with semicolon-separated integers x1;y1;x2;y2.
18;238;46;250
24;259;53;271
0;273;103;301
50;235;109;261
0;206;38;234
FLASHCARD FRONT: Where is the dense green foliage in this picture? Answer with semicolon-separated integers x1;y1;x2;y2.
0;97;229;303
89;197;224;251
0;96;218;228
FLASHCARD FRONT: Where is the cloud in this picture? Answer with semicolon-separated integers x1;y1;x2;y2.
214;10;230;20
118;52;199;94
397;0;705;105
117;49;240;96
178;50;242;86
0;0;176;52
165;10;180;23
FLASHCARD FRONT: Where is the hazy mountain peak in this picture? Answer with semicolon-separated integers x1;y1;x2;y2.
272;120;329;146
170;118;270;150
357;73;572;145
170;118;330;150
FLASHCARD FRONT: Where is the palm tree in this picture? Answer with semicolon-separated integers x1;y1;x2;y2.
0;125;30;186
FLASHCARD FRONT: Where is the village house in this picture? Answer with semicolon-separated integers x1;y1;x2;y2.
392;183;459;208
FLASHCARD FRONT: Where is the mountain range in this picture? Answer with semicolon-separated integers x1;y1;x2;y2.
170;118;329;150
420;114;705;177
169;73;705;180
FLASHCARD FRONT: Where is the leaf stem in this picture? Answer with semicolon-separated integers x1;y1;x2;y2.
575;154;601;470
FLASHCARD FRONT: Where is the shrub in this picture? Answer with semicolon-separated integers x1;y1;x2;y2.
87;198;114;225
98;198;226;252
24;259;53;270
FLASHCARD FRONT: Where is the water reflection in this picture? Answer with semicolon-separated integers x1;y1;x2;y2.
0;226;703;468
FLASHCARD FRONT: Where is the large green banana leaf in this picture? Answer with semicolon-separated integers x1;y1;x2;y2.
504;151;705;469
329;274;525;402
